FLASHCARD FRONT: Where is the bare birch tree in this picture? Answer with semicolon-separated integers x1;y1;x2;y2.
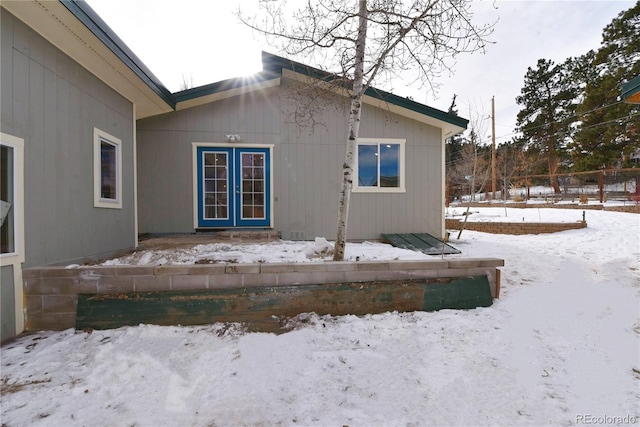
239;0;494;260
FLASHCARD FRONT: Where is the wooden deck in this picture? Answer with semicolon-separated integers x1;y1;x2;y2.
381;233;461;255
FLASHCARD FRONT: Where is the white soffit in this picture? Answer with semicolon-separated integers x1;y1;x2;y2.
282;68;466;137
175;78;282;111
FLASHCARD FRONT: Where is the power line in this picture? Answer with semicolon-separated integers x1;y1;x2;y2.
444;110;640;169
577;111;640;132
491;99;628;142
455;108;638;150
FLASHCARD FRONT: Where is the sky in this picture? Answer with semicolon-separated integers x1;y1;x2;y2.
85;0;635;145
2;207;638;425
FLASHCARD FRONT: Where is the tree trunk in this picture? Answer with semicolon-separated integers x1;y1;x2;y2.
333;0;368;261
547;144;561;194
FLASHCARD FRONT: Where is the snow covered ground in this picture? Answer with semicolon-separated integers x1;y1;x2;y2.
1;207;639;426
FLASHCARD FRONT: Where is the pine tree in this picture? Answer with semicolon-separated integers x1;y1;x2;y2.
572;2;640;170
515;58;577;193
445;95;464;202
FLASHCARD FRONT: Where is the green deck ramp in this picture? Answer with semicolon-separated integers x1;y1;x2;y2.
381;233;461;255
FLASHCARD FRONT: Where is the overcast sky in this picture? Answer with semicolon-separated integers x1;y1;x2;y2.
86;0;634;145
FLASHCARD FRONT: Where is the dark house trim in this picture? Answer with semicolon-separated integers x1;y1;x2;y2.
60;0;176;109
261;51;469;129
622;75;640;104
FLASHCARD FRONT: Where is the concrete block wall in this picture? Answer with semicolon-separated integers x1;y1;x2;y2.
603;205;640;213
23;258;504;331
449;202;639;214
445;219;587;235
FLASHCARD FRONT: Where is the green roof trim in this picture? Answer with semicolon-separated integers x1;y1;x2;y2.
173;52;468;129
60;0;175;109
174;71;282;104
58;1;466;127
622;75;640;104
261;52;469;129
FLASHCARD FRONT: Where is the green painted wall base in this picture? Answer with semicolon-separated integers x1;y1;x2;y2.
76;276;492;333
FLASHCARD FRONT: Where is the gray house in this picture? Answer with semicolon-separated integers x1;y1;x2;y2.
137;53;468;241
0;0;175;341
0;0;467;341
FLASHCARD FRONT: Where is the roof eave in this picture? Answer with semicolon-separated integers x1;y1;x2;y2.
261;51;468;132
174;71;282;108
2;0;175;118
60;0;175;110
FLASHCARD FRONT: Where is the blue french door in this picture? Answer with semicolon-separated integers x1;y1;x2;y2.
197;147;271;228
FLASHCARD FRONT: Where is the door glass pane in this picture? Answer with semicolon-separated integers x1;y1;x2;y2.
203;152;228;219
240;153;266;219
204;167;216;179
242;206;252;218
1;145;14;254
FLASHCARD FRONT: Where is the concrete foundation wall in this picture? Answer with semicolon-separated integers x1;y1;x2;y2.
23;258;503;331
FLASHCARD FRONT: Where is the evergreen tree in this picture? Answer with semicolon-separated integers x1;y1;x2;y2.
572;2;640;170
515;58;577;193
445;95;464;168
445;95;464;202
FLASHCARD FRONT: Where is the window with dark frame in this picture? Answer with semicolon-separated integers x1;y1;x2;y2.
100;140;118;200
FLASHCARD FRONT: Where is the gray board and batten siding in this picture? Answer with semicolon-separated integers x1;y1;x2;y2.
1;265;15;340
137;77;448;241
0;8;136;268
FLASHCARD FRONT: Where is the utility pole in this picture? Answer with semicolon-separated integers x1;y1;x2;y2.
491;96;496;201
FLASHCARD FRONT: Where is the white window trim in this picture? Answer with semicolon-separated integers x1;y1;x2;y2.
0;133;25;263
353;138;406;193
0;132;25;335
93;128;122;209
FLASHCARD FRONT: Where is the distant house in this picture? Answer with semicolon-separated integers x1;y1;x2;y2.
622;76;640;164
0;0;467;341
622;75;640;104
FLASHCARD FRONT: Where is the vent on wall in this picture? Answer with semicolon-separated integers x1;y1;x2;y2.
289;231;305;240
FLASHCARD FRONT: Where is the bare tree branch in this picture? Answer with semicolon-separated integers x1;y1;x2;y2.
236;0;496;260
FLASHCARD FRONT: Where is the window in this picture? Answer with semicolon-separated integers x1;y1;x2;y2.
93;128;122;209
1;145;15;254
353;138;405;192
0;133;24;258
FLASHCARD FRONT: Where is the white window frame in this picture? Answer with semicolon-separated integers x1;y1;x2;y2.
353;138;406;193
0;133;25;261
93;128;122;209
0;132;25;335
